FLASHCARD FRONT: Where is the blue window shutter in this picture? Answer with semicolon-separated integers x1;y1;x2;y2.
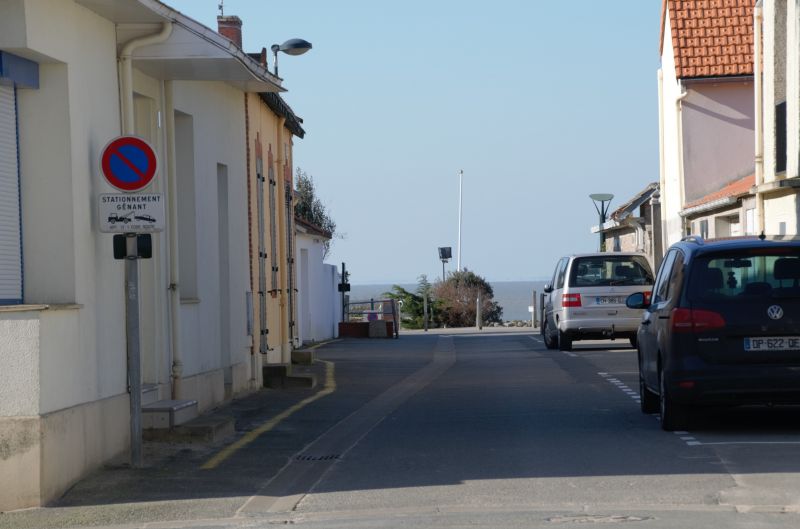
0;84;22;304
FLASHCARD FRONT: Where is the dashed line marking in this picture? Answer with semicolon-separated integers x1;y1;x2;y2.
598;372;702;447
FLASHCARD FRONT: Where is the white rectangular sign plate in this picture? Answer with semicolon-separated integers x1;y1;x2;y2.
99;194;165;233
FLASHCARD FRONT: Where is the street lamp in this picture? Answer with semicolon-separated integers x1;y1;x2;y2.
457;170;463;271
438;247;452;282
271;38;313;77
590;193;614;252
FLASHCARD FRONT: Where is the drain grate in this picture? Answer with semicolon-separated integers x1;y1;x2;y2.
295;454;341;462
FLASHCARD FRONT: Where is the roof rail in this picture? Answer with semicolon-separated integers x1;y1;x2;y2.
681;235;705;245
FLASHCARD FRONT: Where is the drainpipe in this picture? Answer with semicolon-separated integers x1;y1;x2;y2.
119;23;173;134
754;0;765;233
657;69;666;250
164;81;183;399
119;24;179;399
676;82;689;235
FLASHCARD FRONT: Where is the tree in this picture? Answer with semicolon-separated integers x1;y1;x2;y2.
383;275;441;329
433;269;503;327
294;168;337;258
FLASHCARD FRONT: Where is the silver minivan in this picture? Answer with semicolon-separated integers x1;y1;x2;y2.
541;252;654;351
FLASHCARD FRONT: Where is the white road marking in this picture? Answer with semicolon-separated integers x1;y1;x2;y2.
700;441;800;446
598;372;703;447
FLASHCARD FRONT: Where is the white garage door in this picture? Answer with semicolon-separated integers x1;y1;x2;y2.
0;84;22;303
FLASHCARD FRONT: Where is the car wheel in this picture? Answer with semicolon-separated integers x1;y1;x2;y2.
542;319;557;350
558;330;573;352
659;369;689;431
629;335;638;349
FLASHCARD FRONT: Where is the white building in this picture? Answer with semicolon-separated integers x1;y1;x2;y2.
295;216;341;345
0;0;284;510
754;0;800;234
658;1;756;246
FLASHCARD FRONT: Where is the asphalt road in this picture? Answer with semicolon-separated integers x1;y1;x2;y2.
3;330;800;528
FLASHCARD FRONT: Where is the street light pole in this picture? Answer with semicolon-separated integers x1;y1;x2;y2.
457;170;463;271
590;193;614;252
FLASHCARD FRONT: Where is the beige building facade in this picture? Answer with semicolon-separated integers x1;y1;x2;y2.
246;89;304;366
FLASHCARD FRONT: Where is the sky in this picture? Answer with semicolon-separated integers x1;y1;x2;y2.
168;0;663;284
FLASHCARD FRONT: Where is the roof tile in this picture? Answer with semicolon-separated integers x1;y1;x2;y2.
684;174;754;209
663;0;754;79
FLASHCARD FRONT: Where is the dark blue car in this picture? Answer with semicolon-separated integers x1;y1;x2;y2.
627;236;800;430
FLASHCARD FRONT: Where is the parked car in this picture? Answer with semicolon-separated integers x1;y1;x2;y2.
134;214;156;222
541;252;654;351
627;236;800;431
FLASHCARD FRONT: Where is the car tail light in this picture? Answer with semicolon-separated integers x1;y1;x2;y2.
670;308;725;333
644;291;652;304
562;293;582;307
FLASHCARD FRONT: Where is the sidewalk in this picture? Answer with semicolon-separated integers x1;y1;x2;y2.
0;335;439;529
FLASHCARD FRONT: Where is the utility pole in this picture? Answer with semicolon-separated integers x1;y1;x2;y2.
457;170;463;271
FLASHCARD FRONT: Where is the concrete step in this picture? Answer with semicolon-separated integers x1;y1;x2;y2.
263;364;317;389
143;413;235;443
142;399;198;429
141;384;160;406
291;348;315;365
285;373;317;389
263;364;291;388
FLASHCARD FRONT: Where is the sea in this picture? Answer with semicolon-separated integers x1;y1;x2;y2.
350;280;549;322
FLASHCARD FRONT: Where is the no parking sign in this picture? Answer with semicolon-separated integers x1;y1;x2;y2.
100;136;158;192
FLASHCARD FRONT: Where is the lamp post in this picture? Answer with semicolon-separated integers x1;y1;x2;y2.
438;247;452;282
590;193;614;252
270;38;313;77
457;170;463;271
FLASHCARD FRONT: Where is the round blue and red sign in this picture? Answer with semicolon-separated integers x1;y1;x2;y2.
100;136;158;192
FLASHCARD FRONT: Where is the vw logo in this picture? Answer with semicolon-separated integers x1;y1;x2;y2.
767;305;784;320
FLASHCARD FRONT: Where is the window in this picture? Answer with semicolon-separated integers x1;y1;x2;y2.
175;111;198;300
745;208;755;235
776;101;787;173
688;249;800;301
0;83;22;304
699;219;709;239
555;258;568;289
665;251;685;302
568;255;654;287
652;250;677;305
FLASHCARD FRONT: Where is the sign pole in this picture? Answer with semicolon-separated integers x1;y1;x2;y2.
125;234;143;468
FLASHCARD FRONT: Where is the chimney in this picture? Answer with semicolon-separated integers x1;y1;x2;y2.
217;15;243;48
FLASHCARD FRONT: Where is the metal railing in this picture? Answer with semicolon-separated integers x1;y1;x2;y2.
344;298;399;338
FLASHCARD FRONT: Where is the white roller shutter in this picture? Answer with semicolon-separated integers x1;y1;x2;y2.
0;84;22;303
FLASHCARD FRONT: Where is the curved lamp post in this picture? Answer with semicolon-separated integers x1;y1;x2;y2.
590;193;614;252
271;38;313;77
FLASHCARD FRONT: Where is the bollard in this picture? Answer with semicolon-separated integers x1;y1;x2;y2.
476;292;483;330
423;293;429;332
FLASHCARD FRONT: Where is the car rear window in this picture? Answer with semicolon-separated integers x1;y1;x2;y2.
687;249;800;301
568;255;654;287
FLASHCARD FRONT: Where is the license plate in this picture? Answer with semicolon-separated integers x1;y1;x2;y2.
744;337;800;351
596;296;622;305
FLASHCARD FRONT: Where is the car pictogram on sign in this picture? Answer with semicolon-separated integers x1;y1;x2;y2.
108;212;134;224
